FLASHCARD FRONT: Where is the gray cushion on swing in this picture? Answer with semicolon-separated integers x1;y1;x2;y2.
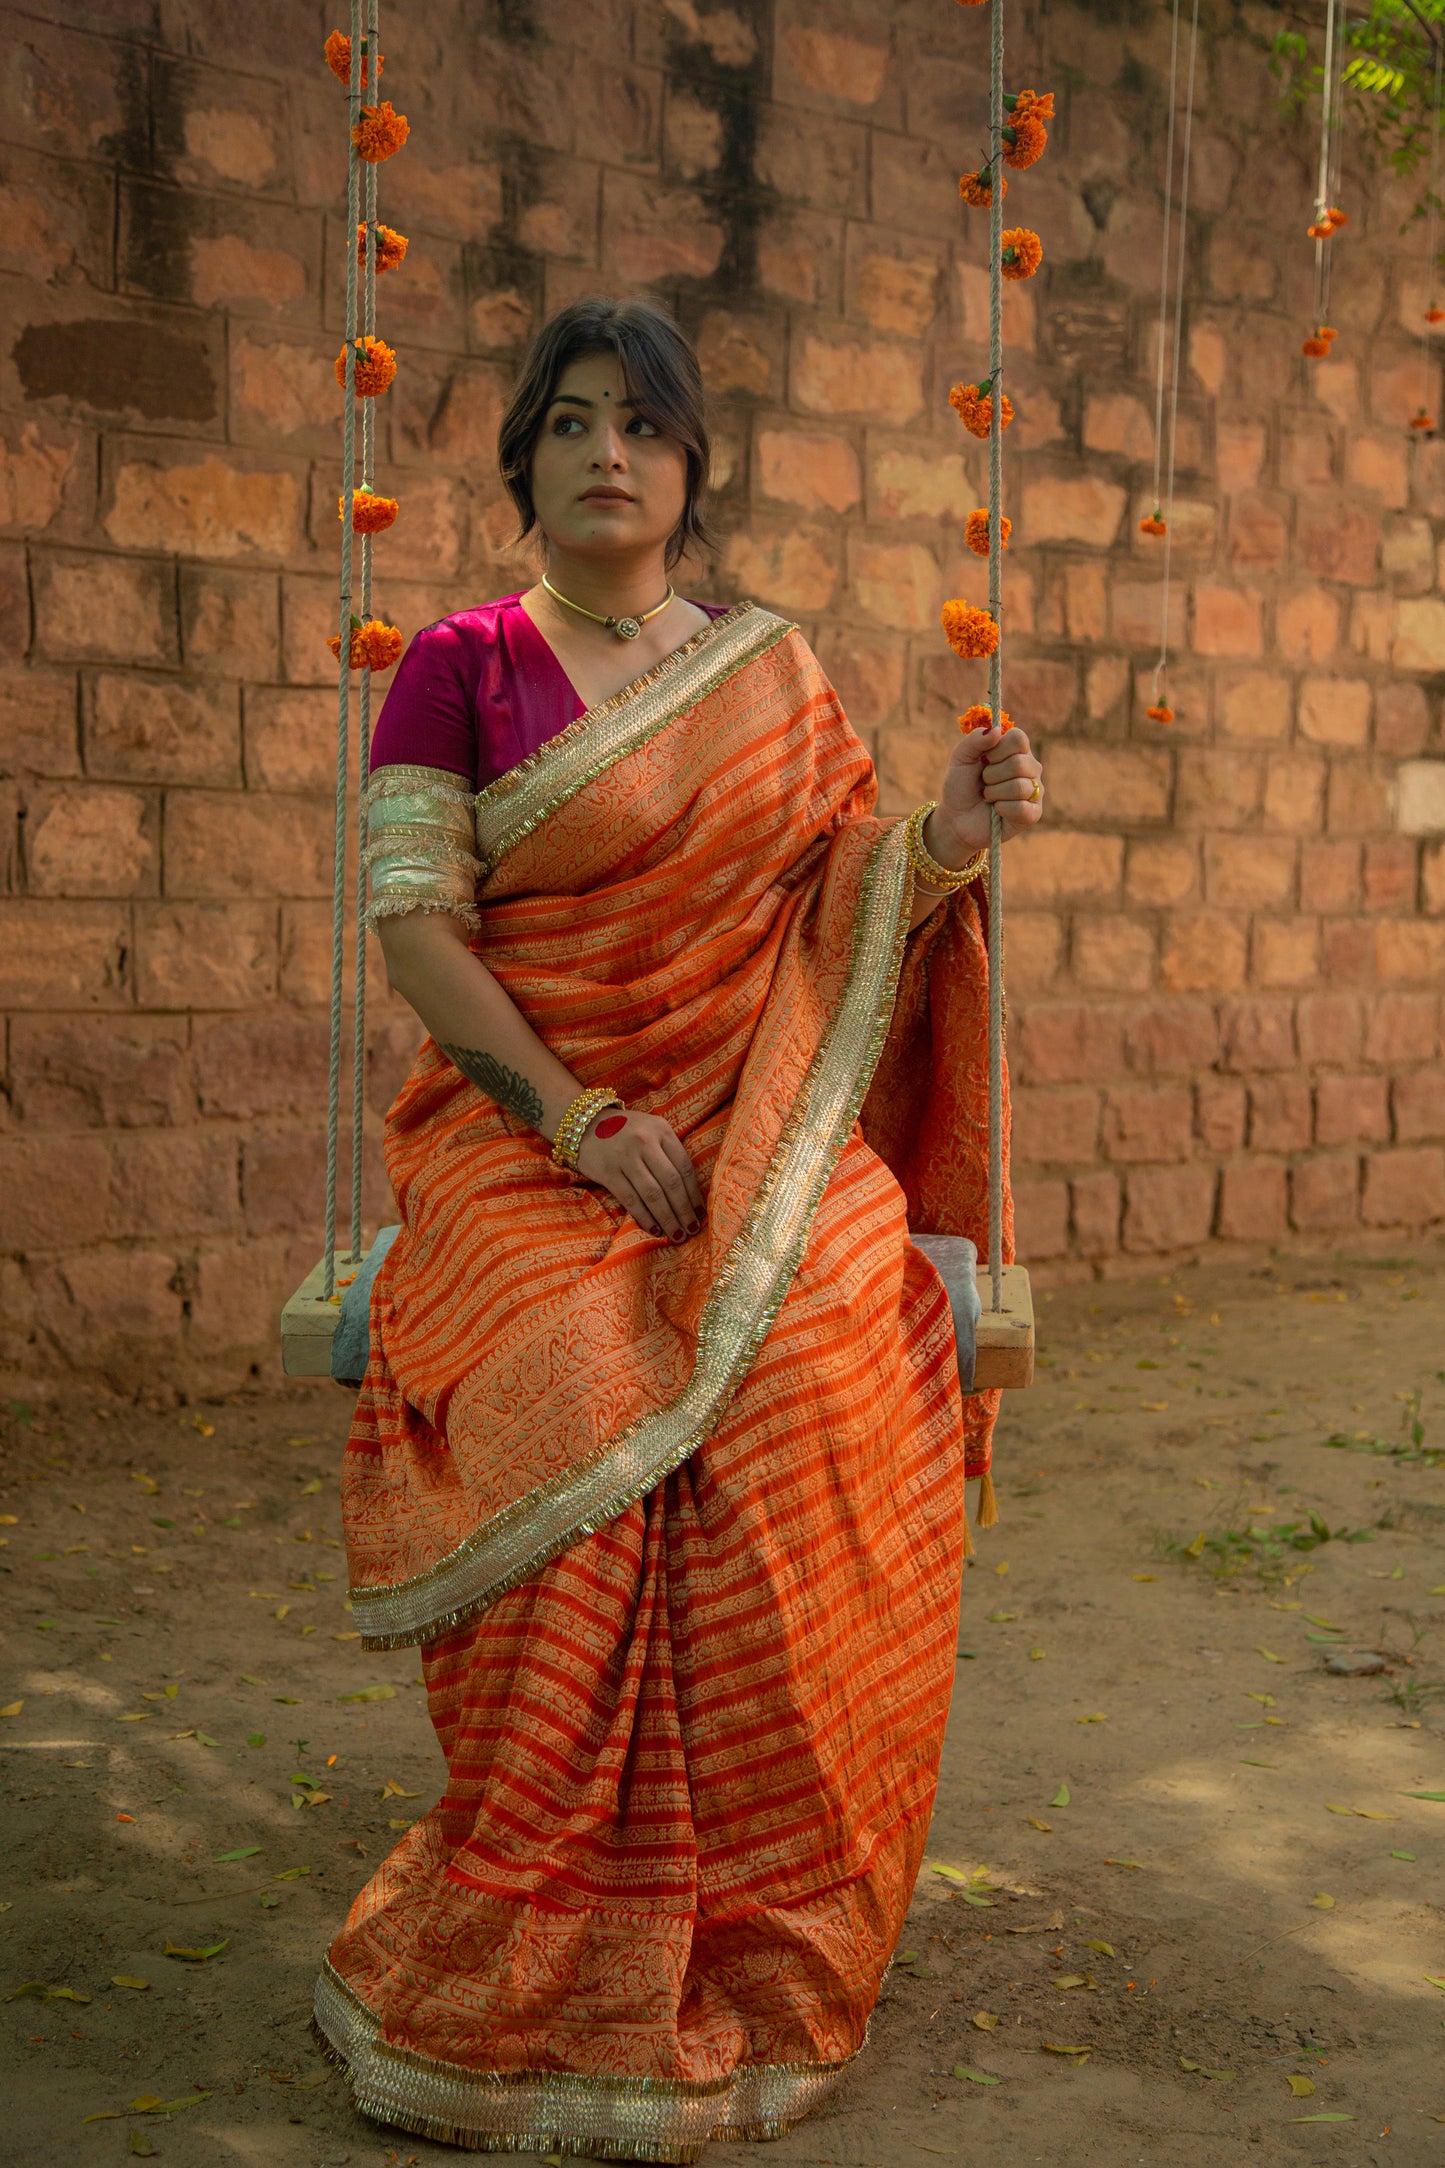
330;1223;403;1388
909;1233;980;1393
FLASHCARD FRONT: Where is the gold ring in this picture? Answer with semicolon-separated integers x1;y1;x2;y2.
1029;775;1042;802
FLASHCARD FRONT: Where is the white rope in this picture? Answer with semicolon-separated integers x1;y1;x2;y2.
986;0;1004;1313
325;0;364;1299
349;0;381;1267
1149;0;1182;520
1151;0;1200;714
1314;0;1339;326
1422;32;1442;414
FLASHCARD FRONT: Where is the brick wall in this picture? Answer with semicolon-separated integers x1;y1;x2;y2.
1;0;1442;1393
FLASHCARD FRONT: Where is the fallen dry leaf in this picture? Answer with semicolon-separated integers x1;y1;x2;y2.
110;1976;149;1991
1042;2043;1092;2060
163;1939;228;1962
971;2010;1000;2030
1309;1892;1335;1910
1179;2057;1234;2079
0;1701;22;1718
1085;1940;1116;1958
1027;1817;1052;1833
1131;1573;1158;1582
1050;1783;1071;1807
1287;2075;1315;2097
952;2064;1000;2085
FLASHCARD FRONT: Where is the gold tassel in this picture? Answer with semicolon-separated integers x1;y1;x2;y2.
961;1501;974;1558
977;1466;999;1529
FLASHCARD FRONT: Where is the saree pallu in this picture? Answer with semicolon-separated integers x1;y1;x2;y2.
318;602;1010;2161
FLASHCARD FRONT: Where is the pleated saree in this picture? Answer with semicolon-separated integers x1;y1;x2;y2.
315;599;1010;2160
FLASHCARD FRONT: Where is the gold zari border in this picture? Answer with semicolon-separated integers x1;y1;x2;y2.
312;1957;858;2162
472;602;793;876
364;763;484;934
349;818;915;1649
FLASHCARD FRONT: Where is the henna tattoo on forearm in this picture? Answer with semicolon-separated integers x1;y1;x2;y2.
440;1044;545;1129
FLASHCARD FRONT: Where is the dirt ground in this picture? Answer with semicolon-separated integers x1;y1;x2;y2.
4;1247;1445;2168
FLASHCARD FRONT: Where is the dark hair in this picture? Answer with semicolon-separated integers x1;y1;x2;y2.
497;297;713;571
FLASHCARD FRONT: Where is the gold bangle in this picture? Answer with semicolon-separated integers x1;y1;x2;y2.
550;1085;623;1173
904;802;988;891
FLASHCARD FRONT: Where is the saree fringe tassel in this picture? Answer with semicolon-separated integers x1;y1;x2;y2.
977;1465;1000;1529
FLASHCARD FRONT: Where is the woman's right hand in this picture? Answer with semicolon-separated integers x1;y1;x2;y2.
575;1108;704;1241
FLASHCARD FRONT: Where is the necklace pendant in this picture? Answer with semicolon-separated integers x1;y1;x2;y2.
613;616;642;640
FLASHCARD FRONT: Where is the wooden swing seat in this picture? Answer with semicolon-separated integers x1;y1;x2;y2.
280;1253;363;1377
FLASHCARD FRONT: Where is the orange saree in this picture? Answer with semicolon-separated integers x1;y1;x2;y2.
317;602;1010;2160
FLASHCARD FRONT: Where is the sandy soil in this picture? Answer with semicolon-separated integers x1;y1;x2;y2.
4;1248;1444;2168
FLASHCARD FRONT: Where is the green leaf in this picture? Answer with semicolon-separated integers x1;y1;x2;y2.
1179;2057;1234;2079
337;1683;396;1703
273;1865;311;1881
247;1732;265;1748
213;1847;261;1863
128;2133;158;2157
163;1938;229;1962
952;2065;1000;2085
1391;1849;1416;1861
1049;1783;1070;1807
1290;2113;1353;2122
1404;1790;1445;1802
194;1731;218;1748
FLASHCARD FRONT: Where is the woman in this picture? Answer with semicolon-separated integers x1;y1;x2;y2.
315;296;1044;2161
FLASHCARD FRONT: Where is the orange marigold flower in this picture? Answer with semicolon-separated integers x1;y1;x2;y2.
340;487;400;535
1307;220;1335;240
1411;409;1435;432
941;600;1000;660
1318;324;1337;340
949;381;1015;439
964;508;1012;556
324;30;382;85
1146;704;1174;723
1139;512;1167;536
959;703;1012;733
1300;333;1331;357
1001;227;1043;280
1001;113;1047;169
328;616;404;671
1326;206;1348;227
352;100;409;163
358;222;408;273
1011;89;1056;123
335;336;397;396
959;167;1007;208
1427;305;1445;324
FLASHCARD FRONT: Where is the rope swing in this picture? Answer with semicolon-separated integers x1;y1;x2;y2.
1415;33;1443;432
1302;0;1347;359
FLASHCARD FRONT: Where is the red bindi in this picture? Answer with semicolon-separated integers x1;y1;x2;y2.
593;1113;627;1139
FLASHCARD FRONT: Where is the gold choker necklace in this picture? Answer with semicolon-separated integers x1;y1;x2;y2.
542;571;674;642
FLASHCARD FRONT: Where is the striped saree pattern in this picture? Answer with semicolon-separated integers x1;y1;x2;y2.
317;605;1008;2160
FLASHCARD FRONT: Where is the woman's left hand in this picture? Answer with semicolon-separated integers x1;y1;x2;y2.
925;721;1044;866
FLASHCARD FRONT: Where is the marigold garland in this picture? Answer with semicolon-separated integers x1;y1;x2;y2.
941;600;1000;659
1009;89;1055;123
1300;324;1336;359
959;167;1007;208
352;101;409;163
335;336;397;396
959;703;1013;733
949;380;1015;439
340;487;400;535
1139;512;1167;536
1145;704;1174;723
358;222;408;273
1427;306;1445;325
965;508;1011;556
1411;409;1435;432
328;616;404;670
325;29;382;85
1001;112;1047;170
1001;227;1043;280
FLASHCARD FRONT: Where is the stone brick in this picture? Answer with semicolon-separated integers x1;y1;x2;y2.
1103;1085;1193;1164
1297;992;1364;1067
0;900;131;1008
193;1010;329;1118
812;631;903;727
1122;1165;1217;1253
33;551;177;666
1427;842;1445;917
1192;583;1264;658
9;1015;191;1130
1363;839;1418;914
1251;917;1320;989
1248;1079;1312;1153
1347;428;1409;507
1001;831;1123;906
757;428;861;515
163;790;331;901
1321;920;1374;986
756;210;843;309
756;107;869;219
241;1128;327;1239
1013;1003;1128;1086
1395;760;1445;836
180;566;280;679
1073;915;1156;993
1393;1071;1445;1143
956;263;1037;351
1124;1001;1222;1076
723;525;837;614
696;309;777;397
1365;991;1440;1065
1300;839;1361;914
107;1130;241;1240
1362;1147;1445;1227
1326;761;1392;840
1044;745;1170;826
1058;561;1107;644
1110;580;1185;650
278;901;333;1005
0;420;76;530
1298;676;1370;748
1004;911;1064;994
0;1134;116;1250
1175;749;1263;830
1276;585;1340;663
1011;1087;1101;1168
870;131;960;234
1217;423;1266;491
1349;591;1395;665
30;1246;185;1372
231;331;339;442
386;153;504;240
603;175;722;284
1219;998;1297;1073
0;668;80;777
1204;835;1296;907
1017;472;1126;550
1279;424;1337;491
867;444;968;524
1227;495;1288;569
1196;1080;1246;1153
1083;393;1154;461
280;575;345;687
1380;516;1435;593
1289;1154;1359;1231
1262;754;1325;837
1296;497;1380;585
1126;837;1198;907
188;232;309;312
792;329;923;425
86;674;240;787
1217;1160;1287;1245
849;538;940;631
24;782;157;898
1393;597;1445;672
1374;682;1429;758
852;247;941;339
1316;1073;1391;1147
1160;914;1247;993
1220;672;1290;743
1071;1170;1121;1257
425;362;511;467
242;687;334;792
1014;1178;1070;1260
996;657;1077;727
133;902;277;1009
781;22;889;104
1376;918;1445;983
664;89;724;181
874;721;952;811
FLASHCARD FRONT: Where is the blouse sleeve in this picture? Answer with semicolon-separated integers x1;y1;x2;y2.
363;621;482;933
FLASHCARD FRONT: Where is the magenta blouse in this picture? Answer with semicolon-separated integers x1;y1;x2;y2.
368;592;730;791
